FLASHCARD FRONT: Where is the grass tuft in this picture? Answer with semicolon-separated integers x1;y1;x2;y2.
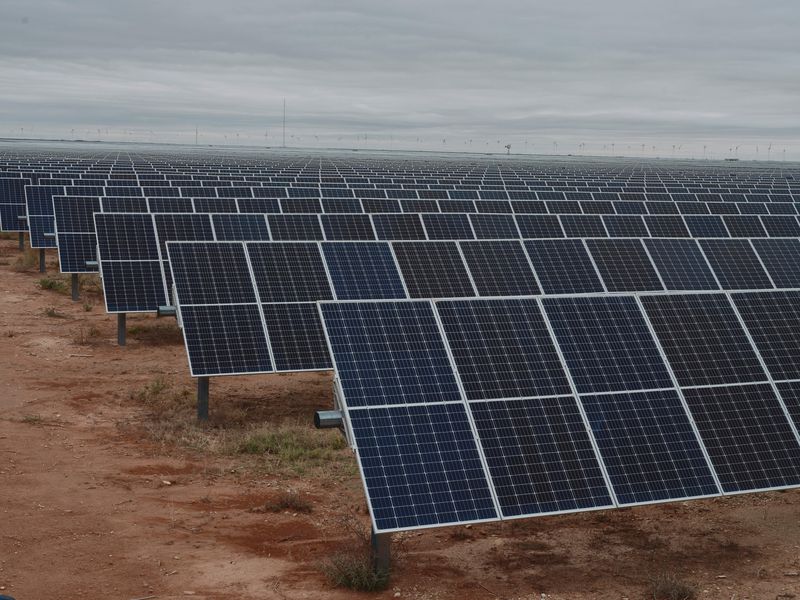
321;552;389;592
127;321;184;345
44;306;68;319
264;490;313;514
38;276;68;294
20;414;44;425
12;249;39;272
74;325;104;346
650;573;697;600
234;425;347;472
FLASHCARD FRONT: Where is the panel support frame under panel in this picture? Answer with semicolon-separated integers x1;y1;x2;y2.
39;248;46;273
371;529;391;573
117;313;126;346
71;273;79;302
18;232;24;251
197;376;210;421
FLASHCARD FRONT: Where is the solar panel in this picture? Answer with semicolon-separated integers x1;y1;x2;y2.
372;214;426;240
585;239;663;292
267;214;324;240
732;291;800;381
775;381;800;431
211;213;270;241
543;296;673;394
262;303;332;370
321;214;376;240
644;239;719;290
470;396;614;516
392;241;476;298
168;242;257;305
580;390;719;504
321;242;407;300
26;185;63;248
523;239;605;294
421;213;474;240
640;294;767;387
682;384;800;492
458;240;540;296
699;240;773;290
0;178;29;232
515;214;564;238
469;213;519;239
319;301;462;407
346;404;498;531
437;298;570;400
751;239;800;288
53;196;100;273
247;242;333;302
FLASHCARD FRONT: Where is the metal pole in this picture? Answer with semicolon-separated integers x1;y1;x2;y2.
117;313;126;346
18;232;24;250
39;249;46;273
197;377;209;421
370;529;391;573
71;273;79;301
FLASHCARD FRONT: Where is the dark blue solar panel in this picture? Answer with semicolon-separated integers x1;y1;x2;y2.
685;215;728;238
644;239;719;290
458;240;540;296
543;296;673;394
319;301;462;407
181;304;273;376
95;213;159;261
644;216;690;238
586;239;663;292
147;197;193;213
373;214;426;240
421;213;474;240
392;241;475;298
247;242;332;302
683;384;800;493
101;260;167;312
58;234;98;273
321;214;376;240
640;294;767;387
581;390;719;504
469;214;519;239
515;215;564;238
437;298;570;400
699;239;773;290
101;197;148;212
751;239;800;288
262;303;332;370
322;242;406;300
775;381;800;432
348;404;498;531
524;239;604;294
470;397;613;516
236;198;281;213
267;214;324;241
732;291;800;381
602;215;649;238
560;215;607;238
211;214;270;241
167;242;256;305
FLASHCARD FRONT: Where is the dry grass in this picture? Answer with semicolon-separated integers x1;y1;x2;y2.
12;249;39;272
127;320;184;345
650;573;697;600
264;490;313;514
124;376;353;476
74;325;104;346
38;275;69;294
319;513;391;592
43;306;68;319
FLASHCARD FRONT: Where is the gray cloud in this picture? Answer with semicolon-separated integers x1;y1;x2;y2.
1;0;798;160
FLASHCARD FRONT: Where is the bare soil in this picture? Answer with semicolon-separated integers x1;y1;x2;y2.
1;236;799;600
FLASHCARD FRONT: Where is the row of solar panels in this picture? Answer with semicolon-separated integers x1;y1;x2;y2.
317;294;800;532
160;237;800;377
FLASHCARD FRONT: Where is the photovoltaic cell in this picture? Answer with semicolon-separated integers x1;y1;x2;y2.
321;242;406;300
372;214;426;240
167;242;257;305
458;240;540;296
580;390;719;504
321;214;376;240
470;397;613;517
682;384;800;492
348;404;498;532
101;260;167;313
641;294;767;387
732;291;800;381
211;214;270;241
421;213;474;240
469;213;519;239
267;214;323;240
437;298;571;400
543;296;673;394
319;301;462;407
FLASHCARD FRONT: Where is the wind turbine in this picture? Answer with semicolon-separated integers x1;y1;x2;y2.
768;143;773;161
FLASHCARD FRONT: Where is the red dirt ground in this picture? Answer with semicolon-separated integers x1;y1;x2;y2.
1;236;799;600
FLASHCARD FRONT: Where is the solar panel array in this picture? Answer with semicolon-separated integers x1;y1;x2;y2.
4;143;800;536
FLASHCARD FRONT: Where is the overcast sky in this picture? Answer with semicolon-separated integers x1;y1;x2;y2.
1;0;798;159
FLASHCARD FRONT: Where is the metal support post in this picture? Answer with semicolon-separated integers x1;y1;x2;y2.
197;377;210;421
71;274;79;301
371;529;391;573
39;249;46;273
18;232;24;250
117;313;126;346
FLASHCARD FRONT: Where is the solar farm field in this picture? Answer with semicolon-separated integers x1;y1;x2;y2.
2;142;800;599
